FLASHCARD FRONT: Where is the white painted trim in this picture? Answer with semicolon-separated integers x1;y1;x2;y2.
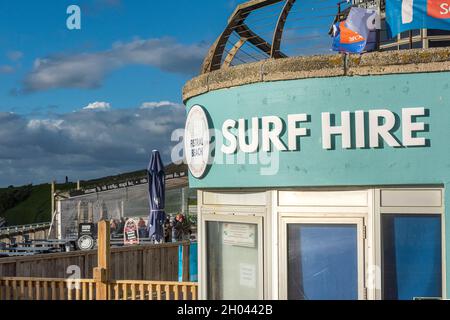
270;190;279;300
279;190;369;207
264;191;273;300
374;189;383;300
198;191;205;300
199;205;266;215
380;189;443;207
366;189;377;300
380;207;444;214
278;208;369;215
202;191;267;206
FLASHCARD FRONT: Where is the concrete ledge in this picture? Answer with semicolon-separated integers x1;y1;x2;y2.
183;47;450;103
263;54;344;82
182;73;209;100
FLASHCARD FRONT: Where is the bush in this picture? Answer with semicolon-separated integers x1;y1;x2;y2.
0;185;33;216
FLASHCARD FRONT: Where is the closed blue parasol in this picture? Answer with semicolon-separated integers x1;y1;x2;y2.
147;150;166;242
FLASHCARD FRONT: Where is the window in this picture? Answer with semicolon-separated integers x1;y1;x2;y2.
287;224;359;300
429;40;450;48
400;29;420;38
428;29;450;36
206;220;262;300
382;214;442;300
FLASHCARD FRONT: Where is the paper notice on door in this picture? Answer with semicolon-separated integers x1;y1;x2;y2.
239;263;256;288
223;223;256;248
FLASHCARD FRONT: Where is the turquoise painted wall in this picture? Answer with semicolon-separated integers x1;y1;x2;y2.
186;71;450;295
187;73;449;189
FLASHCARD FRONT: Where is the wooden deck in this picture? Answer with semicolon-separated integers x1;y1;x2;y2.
0;221;198;300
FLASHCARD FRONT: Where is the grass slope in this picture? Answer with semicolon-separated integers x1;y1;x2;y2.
0;183;76;226
0;163;186;227
1;184;51;226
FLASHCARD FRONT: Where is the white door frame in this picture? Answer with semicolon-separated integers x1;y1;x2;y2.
279;216;367;300
200;213;265;300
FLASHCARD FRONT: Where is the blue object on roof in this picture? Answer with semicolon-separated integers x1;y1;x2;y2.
386;0;450;38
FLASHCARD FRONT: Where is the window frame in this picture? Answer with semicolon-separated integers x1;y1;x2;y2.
200;213;265;300
374;188;446;300
279;216;366;300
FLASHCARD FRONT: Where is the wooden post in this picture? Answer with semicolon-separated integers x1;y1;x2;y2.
182;242;190;282
50;181;55;219
94;220;110;300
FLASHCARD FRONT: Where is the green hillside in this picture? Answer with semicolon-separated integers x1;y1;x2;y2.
0;184;51;226
0;163;186;227
0;183;76;227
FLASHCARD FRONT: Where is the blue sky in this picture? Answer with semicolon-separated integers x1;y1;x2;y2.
0;0;338;187
0;0;240;115
0;0;246;186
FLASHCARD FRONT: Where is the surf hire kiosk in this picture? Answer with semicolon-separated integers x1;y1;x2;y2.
183;44;450;300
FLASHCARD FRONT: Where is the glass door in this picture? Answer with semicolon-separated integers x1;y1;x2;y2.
203;214;264;300
280;217;366;300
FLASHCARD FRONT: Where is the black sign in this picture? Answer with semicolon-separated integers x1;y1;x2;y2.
76;223;96;251
79;223;95;237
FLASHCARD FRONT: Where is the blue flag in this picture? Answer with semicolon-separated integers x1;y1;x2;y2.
386;0;450;38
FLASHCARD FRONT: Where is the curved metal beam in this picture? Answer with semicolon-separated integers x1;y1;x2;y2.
201;0;285;73
223;38;247;68
235;23;278;57
224;22;288;68
271;0;296;58
200;12;250;73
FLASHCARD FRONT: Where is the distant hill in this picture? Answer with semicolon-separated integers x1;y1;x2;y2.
0;163;187;227
0;183;76;227
77;163;187;190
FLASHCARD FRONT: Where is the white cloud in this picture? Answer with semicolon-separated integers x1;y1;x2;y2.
7;50;23;61
140;101;182;109
23;37;208;92
0;103;186;186
83;101;111;111
0;65;14;74
27;119;64;131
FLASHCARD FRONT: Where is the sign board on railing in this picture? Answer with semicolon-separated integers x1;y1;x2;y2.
123;219;140;245
77;223;96;251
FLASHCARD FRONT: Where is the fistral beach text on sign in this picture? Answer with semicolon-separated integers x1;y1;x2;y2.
185;105;211;179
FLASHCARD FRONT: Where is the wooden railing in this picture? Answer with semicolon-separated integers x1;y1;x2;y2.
0;221;198;301
0;277;97;300
0;277;198;301
110;280;198;300
0;241;186;281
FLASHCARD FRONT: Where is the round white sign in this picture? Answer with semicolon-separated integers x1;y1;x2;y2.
185;105;211;179
77;235;95;251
